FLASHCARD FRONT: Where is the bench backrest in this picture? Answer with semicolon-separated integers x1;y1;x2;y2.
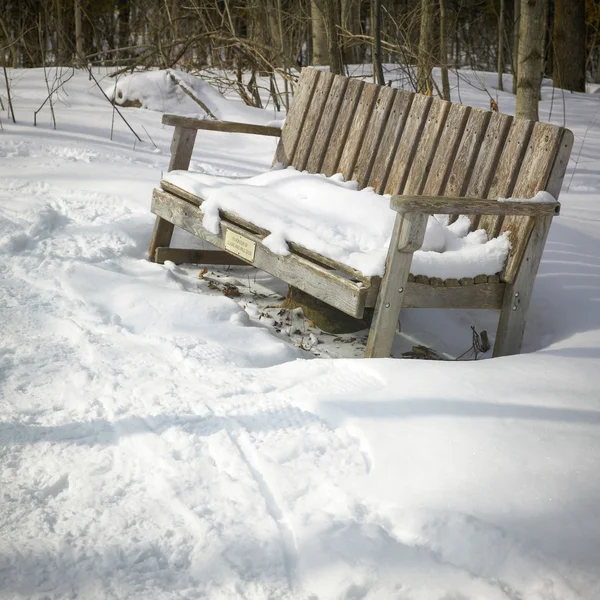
275;69;573;284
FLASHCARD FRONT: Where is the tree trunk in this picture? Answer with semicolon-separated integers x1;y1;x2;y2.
311;0;329;66
553;0;586;92
439;0;450;100
371;0;385;85
516;0;545;120
498;0;505;91
325;0;344;75
417;0;435;94
74;0;84;65
512;0;520;94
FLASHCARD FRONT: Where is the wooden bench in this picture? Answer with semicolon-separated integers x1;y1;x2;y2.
148;68;573;359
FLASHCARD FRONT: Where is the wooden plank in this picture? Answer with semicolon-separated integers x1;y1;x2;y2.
337;82;381;182
321;79;365;176
154;248;249;265
500;122;564;283
402;98;451;195
368;90;414;194
478;118;534;236
162;115;282;137
274;68;321;167
149;125;197;261
400;282;505;309
364;212;428;358
305;75;349;174
493;128;574;357
352;85;397;187
383;95;434;195
444;108;492;197
421;103;471;196
292;72;335;171
390;195;560;216
151;189;368;318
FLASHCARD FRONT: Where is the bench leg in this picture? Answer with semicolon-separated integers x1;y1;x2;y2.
365;212;428;358
148;217;175;262
493;215;552;357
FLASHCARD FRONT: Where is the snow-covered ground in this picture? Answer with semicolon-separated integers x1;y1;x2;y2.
1;67;600;599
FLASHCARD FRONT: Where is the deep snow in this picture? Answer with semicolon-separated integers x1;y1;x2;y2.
1;67;600;600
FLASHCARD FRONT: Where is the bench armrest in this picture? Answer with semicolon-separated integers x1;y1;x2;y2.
162;114;282;137
390;195;560;217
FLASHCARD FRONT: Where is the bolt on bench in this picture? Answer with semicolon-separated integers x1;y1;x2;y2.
148;68;573;358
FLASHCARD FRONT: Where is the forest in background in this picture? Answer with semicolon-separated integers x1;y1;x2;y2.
1;1;599;117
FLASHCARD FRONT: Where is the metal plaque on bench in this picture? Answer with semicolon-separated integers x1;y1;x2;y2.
224;230;256;262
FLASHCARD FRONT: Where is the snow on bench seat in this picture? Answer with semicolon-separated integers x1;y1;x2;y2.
163;167;511;279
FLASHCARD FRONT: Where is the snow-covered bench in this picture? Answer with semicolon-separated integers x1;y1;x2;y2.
149;69;573;358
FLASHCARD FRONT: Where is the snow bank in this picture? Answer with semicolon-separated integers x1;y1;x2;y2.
164;168;511;278
106;69;282;125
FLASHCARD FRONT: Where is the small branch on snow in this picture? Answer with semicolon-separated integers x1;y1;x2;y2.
167;69;217;120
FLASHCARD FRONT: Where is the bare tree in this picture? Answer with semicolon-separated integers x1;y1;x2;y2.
497;0;505;91
516;0;545;120
553;0;586;92
417;0;434;94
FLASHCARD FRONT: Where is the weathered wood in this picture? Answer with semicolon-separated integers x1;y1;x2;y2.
293;72;335;171
402;98;451;195
321;79;365;176
500;122;564;283
274;68;321;166
154;247;249;265
493;128;574;357
149;125;198;261
368;90;414;193
390;195;560;216
401;282;504;309
162;114;282;137
479;118;534;237
353;85;397;187
151;189;370;318
422;103;471;196
338;83;381;182
305;75;349;174
365;212;428;358
384;94;433;195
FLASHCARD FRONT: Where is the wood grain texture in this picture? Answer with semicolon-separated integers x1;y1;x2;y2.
390;195;560;216
364;212;428;357
337;82;381;182
292;71;335;171
402;98;451;195
151;189;369;318
500;122;564;283
352;85;397;187
422;103;471;196
384;94;433;195
305;75;349;173
401;282;504;308
478;118;534;237
274;68;320;166
368;90;414;193
321;79;365;176
162;115;282;137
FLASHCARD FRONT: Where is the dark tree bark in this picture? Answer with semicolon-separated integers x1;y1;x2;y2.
553;0;586;92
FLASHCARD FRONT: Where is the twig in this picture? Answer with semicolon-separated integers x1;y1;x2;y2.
34;68;75;126
86;65;142;142
167;69;217;119
3;66;15;123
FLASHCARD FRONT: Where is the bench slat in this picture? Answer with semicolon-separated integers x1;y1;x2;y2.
403;98;451;195
274;68;320;167
422;102;471;196
479;118;534;236
338;83;381;181
384;94;433;194
369;90;414;194
293;71;335;171
305;75;349;173
353;85;397;187
321;79;365;176
500;122;564;283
